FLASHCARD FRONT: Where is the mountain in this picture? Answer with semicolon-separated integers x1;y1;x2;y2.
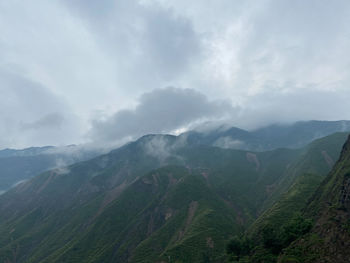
0;146;101;193
0;146;55;158
1;120;349;195
0;131;347;262
184;120;350;151
278;135;350;262
226;133;350;262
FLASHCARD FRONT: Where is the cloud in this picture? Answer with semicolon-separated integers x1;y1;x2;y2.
149;0;350;97
61;0;202;92
141;7;201;80
0;0;118;134
89;87;236;145
213;137;245;149
142;134;188;162
142;136;173;162
237;88;350;129
52;158;71;175
0;69;82;148
21;113;65;130
12;179;29;188
1;1;350;148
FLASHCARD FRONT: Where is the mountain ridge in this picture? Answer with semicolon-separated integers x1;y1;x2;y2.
0;131;348;262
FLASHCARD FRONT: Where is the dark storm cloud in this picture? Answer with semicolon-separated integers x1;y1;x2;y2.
89;87;235;144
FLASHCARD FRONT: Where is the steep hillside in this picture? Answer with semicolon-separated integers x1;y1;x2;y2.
0;154;61;193
279;135;350;263
42;166;239;263
259;132;349;211
0;146;99;193
0;133;347;262
226;133;350;262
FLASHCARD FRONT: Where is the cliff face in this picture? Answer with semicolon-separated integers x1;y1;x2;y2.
280;135;350;263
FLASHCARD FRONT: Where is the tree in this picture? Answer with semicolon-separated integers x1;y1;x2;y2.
226;236;252;261
281;214;312;246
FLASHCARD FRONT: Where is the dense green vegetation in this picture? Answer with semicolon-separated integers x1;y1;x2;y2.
227;214;313;262
226;133;350;263
0;128;348;262
226;171;320;262
278;135;350;262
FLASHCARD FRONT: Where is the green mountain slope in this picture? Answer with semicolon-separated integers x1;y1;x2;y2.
1;120;349;194
278;135;350;263
45;166;239;263
259;132;349;212
0;146;99;193
226;133;350;262
0;133;348;262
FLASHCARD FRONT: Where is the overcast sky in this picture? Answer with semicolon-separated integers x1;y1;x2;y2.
1;0;350;148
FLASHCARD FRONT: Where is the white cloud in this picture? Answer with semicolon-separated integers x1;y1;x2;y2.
0;69;82;148
89;87;235;145
0;0;350;148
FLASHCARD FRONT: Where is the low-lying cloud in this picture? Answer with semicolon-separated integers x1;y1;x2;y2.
53;158;71;175
213;137;245;149
12;179;29;188
88;85;350;148
142;134;188;163
237;87;350;129
89;87;236;145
